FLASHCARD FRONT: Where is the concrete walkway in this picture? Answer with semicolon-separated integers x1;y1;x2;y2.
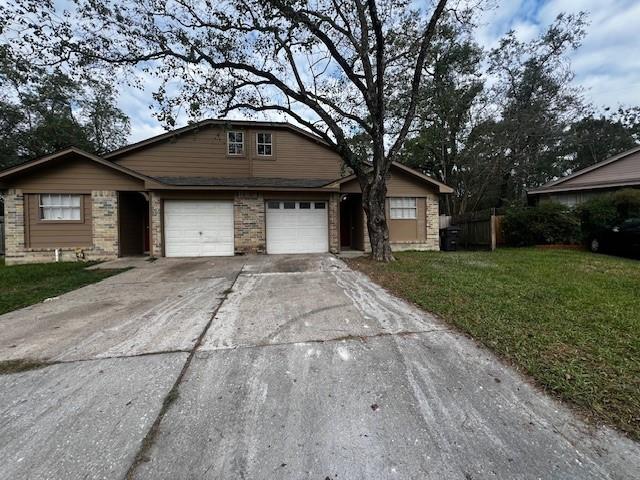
0;254;638;479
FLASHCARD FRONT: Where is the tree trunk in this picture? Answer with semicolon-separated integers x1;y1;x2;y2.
361;176;394;262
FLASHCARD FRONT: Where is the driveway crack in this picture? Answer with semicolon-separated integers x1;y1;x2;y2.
261;302;353;343
201;327;449;354
123;263;246;480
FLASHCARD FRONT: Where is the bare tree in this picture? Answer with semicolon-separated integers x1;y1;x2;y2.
2;0;453;260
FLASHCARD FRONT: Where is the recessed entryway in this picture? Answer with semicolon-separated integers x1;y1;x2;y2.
164;200;234;257
340;193;364;251
266;200;328;254
118;192;150;256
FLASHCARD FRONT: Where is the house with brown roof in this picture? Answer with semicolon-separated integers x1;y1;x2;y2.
0;120;452;265
528;146;640;206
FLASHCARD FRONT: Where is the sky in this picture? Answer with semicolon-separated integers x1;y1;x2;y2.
118;0;640;142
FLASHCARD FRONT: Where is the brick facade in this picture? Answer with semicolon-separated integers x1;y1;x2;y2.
142;191;338;257
3;189;119;265
3;186;436;264
233;192;339;254
425;192;440;250
150;192;163;257
87;191;119;260
328;193;340;254
234;191;266;254
3;189;26;262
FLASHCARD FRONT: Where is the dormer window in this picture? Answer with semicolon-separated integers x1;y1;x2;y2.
256;132;273;156
227;131;244;155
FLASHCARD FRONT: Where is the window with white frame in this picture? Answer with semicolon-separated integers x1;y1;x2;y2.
256;132;273;156
227;131;244;155
40;194;82;221
389;197;417;219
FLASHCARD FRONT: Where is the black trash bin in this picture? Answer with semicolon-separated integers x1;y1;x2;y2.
440;226;461;251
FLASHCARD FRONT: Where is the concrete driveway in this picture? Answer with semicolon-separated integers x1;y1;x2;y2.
1;254;638;479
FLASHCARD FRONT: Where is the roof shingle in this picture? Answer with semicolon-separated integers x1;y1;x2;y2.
154;176;334;188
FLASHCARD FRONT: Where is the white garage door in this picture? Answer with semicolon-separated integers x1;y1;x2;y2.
164;200;234;257
266;200;328;254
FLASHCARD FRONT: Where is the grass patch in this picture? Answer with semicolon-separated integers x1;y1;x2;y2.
0;258;126;315
348;248;640;440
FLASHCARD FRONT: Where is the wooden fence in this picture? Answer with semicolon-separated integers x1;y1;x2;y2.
440;208;505;251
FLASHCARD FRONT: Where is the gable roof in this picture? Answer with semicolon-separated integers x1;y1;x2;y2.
0;130;452;195
104;119;333;159
330;161;454;194
529;145;640;195
0;147;154;183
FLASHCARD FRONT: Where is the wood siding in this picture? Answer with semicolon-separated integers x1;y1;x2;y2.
113;126;343;179
340;169;437;196
387;197;426;242
262;191;331;201
155;190;235;201
115;128;250;177
10;157;144;192
341;167;437;245
561;150;640;187
24;193;92;248
250;130;342;179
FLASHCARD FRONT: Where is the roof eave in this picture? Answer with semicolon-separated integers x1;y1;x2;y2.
529;179;640;195
534;145;640;190
0;146;156;184
332;163;454;194
144;182;339;192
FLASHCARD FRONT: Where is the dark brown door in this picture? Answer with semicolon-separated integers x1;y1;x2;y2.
340;199;351;247
143;206;150;253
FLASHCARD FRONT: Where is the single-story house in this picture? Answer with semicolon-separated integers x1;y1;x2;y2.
528;145;640;206
0;119;452;265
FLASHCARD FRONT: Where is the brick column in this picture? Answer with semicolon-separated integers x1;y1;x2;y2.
90;191;119;259
425;192;440;250
328;192;340;253
234;192;265;254
150;192;163;257
4;188;25;263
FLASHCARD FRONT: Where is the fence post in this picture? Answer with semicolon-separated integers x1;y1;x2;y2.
490;208;497;251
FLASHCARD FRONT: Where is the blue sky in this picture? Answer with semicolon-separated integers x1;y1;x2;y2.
120;0;640;142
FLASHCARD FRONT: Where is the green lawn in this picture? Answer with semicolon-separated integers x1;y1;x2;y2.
348;248;640;440
0;258;125;315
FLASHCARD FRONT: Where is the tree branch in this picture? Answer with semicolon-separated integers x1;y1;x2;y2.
388;0;449;161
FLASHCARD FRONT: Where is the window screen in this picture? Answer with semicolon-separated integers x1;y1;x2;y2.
389;197;416;219
40;194;82;221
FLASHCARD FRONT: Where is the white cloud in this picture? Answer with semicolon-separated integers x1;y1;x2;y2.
128;122;167;143
476;0;640;108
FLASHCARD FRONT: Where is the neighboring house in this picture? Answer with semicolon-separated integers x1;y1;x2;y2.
0;120;452;265
528;146;640;206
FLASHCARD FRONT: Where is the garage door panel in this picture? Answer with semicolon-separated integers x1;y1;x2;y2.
266;201;328;254
164;201;234;257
